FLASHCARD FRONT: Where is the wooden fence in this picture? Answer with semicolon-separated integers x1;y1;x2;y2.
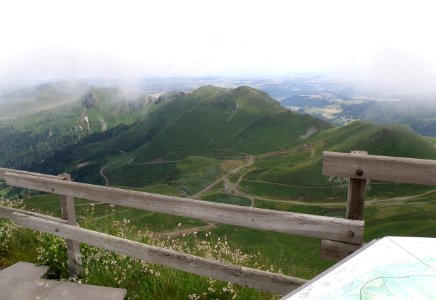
321;150;436;259
4;150;414;295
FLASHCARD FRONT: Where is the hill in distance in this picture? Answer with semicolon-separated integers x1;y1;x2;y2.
0;82;158;169
30;86;436;201
0;81;90;120
2;82;436;200
3;84;436;300
282;90;436;137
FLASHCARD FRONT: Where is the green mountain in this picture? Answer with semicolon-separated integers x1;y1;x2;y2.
0;82;157;168
3;85;436;300
29;85;436;202
3;83;436;201
35;86;329;180
250;121;436;189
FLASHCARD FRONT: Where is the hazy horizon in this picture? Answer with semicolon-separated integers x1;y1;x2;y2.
1;0;436;95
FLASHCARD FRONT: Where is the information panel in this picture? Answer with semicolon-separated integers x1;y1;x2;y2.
283;237;436;299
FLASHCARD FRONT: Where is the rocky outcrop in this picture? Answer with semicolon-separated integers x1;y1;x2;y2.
82;91;98;108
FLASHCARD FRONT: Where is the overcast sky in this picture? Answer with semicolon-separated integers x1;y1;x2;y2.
1;0;436;92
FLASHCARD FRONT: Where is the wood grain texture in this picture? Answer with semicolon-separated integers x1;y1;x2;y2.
0;276;127;300
320;239;362;261
347;178;366;220
4;172;364;244
0;262;48;280
323;151;436;185
0;167;59;181
9;212;307;294
58;174;82;279
0;205;67;224
346;151;367;221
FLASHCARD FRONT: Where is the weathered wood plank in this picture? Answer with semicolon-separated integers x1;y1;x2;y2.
59;173;82;279
320;239;362;261
345;151;368;220
0;262;48;280
0;167;59;181
346;151;367;221
9;212;307;294
0;205;67;224
4;172;364;244
323;151;436;185
0;276;127;300
347;178;366;220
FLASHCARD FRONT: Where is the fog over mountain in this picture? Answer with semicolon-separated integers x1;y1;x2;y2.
1;0;435;97
352;49;436;97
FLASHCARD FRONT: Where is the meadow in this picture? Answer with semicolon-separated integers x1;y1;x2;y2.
2;91;436;299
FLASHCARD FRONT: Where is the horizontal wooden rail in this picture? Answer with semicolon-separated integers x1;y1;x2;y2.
323;151;436;185
3;172;364;244
0;205;67;224
4;208;306;294
0;167;60;181
320;240;362;261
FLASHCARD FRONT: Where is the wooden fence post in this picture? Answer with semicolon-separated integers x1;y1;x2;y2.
346;151;368;221
320;151;368;261
58;173;82;279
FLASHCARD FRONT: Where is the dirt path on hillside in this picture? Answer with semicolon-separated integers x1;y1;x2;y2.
99;157;181;186
231;185;344;207
193;155;347;207
126;158;180;165
242;178;332;189
99;165;111;186
366;189;436;206
192;155;254;198
99;157;131;187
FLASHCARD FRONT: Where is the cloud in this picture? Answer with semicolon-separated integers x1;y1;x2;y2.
352;49;436;96
0;47;146;84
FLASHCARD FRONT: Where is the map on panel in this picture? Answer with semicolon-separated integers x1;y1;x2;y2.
284;237;436;300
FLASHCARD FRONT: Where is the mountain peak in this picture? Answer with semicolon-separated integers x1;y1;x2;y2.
189;86;228;100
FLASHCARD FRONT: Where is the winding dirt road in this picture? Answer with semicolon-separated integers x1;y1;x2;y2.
99;157;180;186
192;155;254;199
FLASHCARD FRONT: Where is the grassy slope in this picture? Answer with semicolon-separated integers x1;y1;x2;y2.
132;86;286;161
240;121;436;201
36;87;436;203
3;87;436;298
39;85;331;187
0;84;156;169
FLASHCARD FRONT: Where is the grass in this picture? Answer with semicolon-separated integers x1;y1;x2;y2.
207;225;333;280
4;86;436;297
2;173;436;298
0;199;278;299
254;200;346;218
239;179;346;201
106;162;177;187
21;194;207;232
102;156;224;196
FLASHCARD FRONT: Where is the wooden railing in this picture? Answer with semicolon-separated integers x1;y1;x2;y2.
0;153;379;295
321;150;436;260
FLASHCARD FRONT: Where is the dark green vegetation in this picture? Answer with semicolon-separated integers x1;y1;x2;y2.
0;81;157;169
1;84;436;299
35;85;331;183
0;200;275;300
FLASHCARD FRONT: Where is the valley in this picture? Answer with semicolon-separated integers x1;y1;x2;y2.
1;81;436;299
